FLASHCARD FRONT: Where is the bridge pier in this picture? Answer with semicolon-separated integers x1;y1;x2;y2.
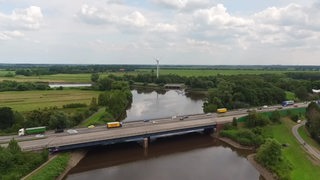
203;127;215;135
143;137;149;149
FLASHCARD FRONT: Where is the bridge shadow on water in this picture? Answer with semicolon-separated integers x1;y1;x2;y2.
67;132;254;175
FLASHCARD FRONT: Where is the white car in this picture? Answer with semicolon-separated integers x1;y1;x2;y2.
67;129;78;134
263;105;268;108
35;134;45;138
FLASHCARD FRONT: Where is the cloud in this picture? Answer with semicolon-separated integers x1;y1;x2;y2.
0;6;43;30
0;30;24;40
0;6;42;41
154;0;211;11
76;4;148;30
193;4;253;27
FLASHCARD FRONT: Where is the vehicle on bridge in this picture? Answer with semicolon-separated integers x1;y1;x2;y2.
107;122;122;128
18;126;46;136
282;100;294;107
217;108;227;113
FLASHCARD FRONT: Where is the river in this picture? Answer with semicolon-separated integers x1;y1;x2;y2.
65;89;261;179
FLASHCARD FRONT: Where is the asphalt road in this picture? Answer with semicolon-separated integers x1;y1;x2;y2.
292;121;320;160
0;102;308;150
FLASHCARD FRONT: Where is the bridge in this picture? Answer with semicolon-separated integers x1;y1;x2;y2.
0;102;307;152
11;114;244;152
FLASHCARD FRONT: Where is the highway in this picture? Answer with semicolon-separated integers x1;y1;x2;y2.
0;102;308;151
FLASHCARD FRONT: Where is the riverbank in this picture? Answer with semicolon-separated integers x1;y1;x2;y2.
218;137;254;150
218;137;275;180
57;150;87;180
247;154;276;180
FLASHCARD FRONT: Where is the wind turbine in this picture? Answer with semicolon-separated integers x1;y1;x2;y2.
154;57;160;79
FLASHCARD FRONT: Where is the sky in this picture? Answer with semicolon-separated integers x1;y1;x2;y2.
0;0;320;65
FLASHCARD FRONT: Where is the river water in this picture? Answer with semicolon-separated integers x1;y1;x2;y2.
65;89;261;180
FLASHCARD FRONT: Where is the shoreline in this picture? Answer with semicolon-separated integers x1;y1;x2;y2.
57;150;87;180
218;137;275;180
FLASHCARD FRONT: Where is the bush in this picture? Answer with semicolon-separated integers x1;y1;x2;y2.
62;103;87;109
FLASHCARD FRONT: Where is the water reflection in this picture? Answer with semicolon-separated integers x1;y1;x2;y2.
66;133;260;180
123;89;204;121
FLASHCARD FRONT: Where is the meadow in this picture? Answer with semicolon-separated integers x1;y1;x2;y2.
263;118;320;180
0;89;100;112
0;69;310;83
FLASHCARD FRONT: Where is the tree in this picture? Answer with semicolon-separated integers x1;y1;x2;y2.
0;107;15;130
49;111;68;130
7;139;21;154
91;73;99;83
232;117;238;127
89;97;99;112
255;139;282;167
294;86;308;100
98;77;113;91
270;110;281;123
305;102;320;142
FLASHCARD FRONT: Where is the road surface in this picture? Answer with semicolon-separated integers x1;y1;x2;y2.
292;121;320;160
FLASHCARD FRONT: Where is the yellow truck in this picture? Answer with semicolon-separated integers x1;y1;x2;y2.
106;122;122;128
217;108;227;113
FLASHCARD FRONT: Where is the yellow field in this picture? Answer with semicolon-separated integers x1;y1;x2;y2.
0;89;100;112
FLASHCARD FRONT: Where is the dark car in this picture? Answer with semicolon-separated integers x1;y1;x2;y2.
180;116;189;120
55;128;64;133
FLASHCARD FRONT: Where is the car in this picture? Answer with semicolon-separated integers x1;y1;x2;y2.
88;125;95;128
180;116;189;120
54;128;64;133
35;134;45;138
206;113;212;116
263;105;268;108
143;119;150;123
67;129;78;134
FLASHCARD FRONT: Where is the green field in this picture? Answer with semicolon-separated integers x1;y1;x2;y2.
263;118;320;180
0;70;15;76
0;89;100;112
136;69;305;77
0;69;312;83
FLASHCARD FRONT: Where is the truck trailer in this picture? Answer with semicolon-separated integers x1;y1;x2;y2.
106;122;122;128
18;126;46;136
217;108;227;113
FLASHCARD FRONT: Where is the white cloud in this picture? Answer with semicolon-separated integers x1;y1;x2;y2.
193;4;253;28
123;11;147;27
150;23;177;32
0;6;43;30
1;1;320;65
154;0;211;11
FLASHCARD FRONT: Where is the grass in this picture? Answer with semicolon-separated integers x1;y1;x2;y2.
0;89;100;112
80;108;114;127
136;69;306;77
0;73;91;83
26;153;70;180
298;126;320;151
262;118;320;180
285;91;296;100
0;69;313;83
0;70;15;76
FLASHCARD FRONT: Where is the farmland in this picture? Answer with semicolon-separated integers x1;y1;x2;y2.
0;69;313;83
0;89;100;112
